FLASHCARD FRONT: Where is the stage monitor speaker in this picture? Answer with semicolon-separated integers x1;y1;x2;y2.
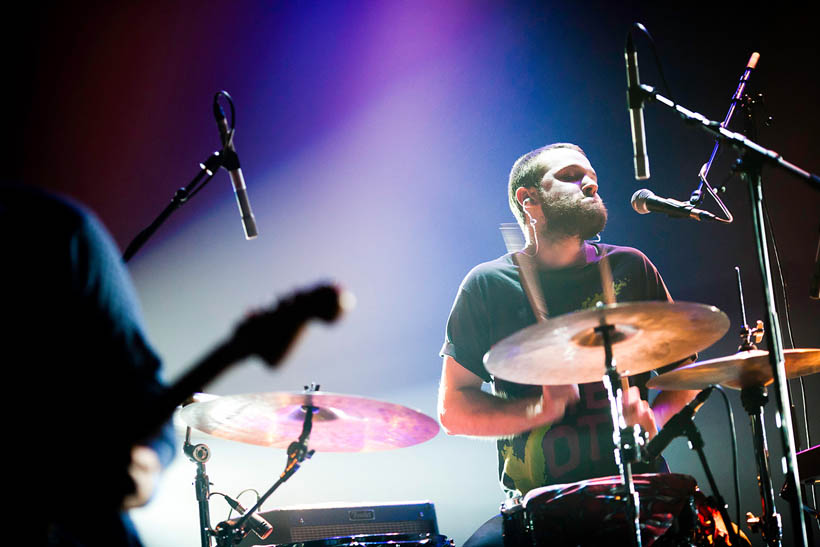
237;500;439;545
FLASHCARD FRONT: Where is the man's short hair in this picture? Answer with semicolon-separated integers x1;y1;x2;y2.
508;143;587;225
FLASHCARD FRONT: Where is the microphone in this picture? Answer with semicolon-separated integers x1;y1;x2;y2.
222;495;274;540
690;52;760;205
213;93;258;239
625;31;649;180
644;386;714;462
631;188;718;222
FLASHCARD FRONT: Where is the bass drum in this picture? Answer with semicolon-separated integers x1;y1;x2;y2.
279;533;453;546
501;473;749;546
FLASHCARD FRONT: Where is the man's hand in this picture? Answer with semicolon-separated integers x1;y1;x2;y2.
121;445;162;510
439;357;581;437
623;386;658;439
536;384;580;424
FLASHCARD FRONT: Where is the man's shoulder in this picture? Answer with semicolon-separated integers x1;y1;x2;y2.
597;242;655;267
1;185;93;238
459;253;519;292
598;242;648;259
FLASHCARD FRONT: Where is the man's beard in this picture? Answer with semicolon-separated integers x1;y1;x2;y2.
537;190;608;241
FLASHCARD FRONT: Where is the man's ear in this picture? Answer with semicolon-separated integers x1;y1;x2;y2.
516;186;537;208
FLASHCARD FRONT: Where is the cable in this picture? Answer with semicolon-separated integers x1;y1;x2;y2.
629;23;676;106
762;197;816;512
714;385;741;527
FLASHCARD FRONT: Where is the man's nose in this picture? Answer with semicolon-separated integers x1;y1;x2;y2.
581;178;598;196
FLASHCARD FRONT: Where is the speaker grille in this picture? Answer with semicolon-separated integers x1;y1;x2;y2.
291;520;432;542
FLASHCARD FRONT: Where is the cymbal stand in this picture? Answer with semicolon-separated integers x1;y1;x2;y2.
597;323;643;547
734;268;782;545
215;392;318;546
183;427;216;547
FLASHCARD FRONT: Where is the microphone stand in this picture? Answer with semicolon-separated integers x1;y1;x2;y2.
633;82;816;546
680;415;741;546
690;53;758;205
122;151;224;263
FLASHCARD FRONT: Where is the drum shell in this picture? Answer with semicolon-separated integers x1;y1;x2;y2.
500;473;745;547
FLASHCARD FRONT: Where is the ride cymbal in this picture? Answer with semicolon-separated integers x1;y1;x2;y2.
485;301;729;385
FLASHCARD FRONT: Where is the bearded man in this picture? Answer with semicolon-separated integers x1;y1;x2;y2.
437;143;698;546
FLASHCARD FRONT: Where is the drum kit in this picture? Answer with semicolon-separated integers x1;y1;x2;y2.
177;295;817;547
484;300;819;547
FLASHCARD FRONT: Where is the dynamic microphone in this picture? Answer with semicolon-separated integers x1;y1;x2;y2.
631;188;718;222
643;386;714;462
222;495;273;540
213;92;258;239
625;31;649;180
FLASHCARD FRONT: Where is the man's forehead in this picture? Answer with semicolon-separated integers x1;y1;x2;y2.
537;147;592;172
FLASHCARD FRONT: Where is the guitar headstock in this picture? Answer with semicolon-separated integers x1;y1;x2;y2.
233;283;351;366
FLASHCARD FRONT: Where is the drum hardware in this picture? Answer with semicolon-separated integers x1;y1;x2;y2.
215;384;319;547
641;386;742;546
485;301;732;547
734;266;782;547
484;301;730;386
178;384;442;546
182;424;220;547
648;350;820;547
177;389;440;452
598;321;644;547
631;53;819;543
648;263;820;546
502;473;749;546
740;384;782;546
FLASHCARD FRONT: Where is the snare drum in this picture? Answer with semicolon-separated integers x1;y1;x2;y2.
280;532;453;546
501;473;748;546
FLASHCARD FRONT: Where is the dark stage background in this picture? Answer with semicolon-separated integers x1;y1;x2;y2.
6;2;818;546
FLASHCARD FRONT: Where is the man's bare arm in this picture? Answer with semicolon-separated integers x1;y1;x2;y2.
437;356;578;437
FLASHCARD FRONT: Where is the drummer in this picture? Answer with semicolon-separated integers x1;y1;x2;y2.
437;143;699;546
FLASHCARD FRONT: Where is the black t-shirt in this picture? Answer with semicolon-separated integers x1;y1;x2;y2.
441;243;672;496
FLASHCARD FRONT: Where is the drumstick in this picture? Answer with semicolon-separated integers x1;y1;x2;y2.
598;250;629;393
501;223;548;322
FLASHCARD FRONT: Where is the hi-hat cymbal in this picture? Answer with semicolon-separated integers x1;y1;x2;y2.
646;348;820;390
178;391;440;452
485;301;729;385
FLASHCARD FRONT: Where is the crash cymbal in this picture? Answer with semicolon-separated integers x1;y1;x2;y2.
178;391;440;452
485;301;729;385
646;348;820;390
